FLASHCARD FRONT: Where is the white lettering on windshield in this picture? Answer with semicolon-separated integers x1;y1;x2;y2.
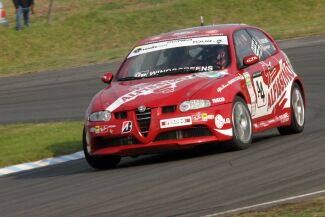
134;66;214;77
128;36;228;58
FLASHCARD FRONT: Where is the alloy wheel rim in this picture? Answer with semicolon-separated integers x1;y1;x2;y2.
293;88;305;127
233;102;252;143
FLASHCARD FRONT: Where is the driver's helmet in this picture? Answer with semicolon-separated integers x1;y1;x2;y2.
216;46;228;70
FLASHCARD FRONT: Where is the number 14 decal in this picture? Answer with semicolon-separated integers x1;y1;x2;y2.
254;77;267;108
256;81;265;101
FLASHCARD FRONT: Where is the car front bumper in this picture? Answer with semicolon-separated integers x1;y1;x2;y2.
85;103;233;156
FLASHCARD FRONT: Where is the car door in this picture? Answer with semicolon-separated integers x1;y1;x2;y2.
233;29;271;121
246;28;284;119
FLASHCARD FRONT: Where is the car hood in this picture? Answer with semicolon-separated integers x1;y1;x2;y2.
97;71;229;112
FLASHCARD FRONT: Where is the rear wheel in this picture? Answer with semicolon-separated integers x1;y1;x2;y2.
82;127;121;170
229;97;253;150
278;83;305;135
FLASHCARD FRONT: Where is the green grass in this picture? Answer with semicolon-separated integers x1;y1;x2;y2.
0;121;83;167
231;198;325;217
0;0;324;76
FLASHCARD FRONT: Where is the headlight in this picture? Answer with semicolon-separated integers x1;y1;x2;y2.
179;100;211;112
89;111;111;122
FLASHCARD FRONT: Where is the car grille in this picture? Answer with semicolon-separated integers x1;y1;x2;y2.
136;108;151;137
162;105;176;114
94;136;139;150
154;126;212;142
114;111;127;119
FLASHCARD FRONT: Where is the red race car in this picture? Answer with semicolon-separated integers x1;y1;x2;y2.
83;24;305;169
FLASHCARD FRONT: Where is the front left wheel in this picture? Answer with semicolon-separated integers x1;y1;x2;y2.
82;127;121;170
229;97;253;150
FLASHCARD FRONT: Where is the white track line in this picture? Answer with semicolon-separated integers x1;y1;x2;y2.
0;151;84;177
201;189;325;217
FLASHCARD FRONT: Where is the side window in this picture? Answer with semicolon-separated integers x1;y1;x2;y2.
247;28;277;60
233;29;255;68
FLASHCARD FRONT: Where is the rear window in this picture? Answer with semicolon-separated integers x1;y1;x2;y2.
247;28;277;60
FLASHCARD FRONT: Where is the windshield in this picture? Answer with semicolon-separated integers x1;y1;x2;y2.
117;36;230;80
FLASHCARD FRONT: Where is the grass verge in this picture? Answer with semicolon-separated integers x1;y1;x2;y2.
230;197;325;217
0;0;324;76
0;121;83;167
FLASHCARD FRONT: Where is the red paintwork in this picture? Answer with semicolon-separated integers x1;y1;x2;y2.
85;24;305;156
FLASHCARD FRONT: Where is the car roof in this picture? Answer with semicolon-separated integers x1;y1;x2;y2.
139;24;248;45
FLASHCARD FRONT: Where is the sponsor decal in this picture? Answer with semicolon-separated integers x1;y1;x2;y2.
253;71;262;78
217;74;244;93
214;114;230;129
245;56;259;64
107;72;228;112
201;113;208;121
192;112;214;122
90;125;116;134
205;30;220;34
122;121;132;134
254;112;289;128
198;70;228;78
133;47;142;54
243;72;257;115
243;72;252;87
278;112;290;123
134;66;214;78
267;59;295;110
108;75;196;112
128;36;229;58
172;31;197;36
160;116;192;128
212;97;225;104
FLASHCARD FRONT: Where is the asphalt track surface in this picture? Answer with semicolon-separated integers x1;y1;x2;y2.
0;36;325;217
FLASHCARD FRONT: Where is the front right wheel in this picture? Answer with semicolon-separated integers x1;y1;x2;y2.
82;127;121;170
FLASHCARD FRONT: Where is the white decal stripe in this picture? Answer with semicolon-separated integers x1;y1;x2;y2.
284;80;294;108
128;36;228;58
200;189;325;217
215;128;233;136
106;73;228;112
106;98;130;112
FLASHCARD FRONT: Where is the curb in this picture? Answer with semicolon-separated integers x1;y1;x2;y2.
0;151;84;177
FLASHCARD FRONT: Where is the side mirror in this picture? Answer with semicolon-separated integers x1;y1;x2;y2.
243;55;259;66
101;72;113;84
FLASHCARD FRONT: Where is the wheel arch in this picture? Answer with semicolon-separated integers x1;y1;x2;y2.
293;78;306;109
233;91;250;105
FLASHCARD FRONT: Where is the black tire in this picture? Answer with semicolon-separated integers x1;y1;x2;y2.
82;127;121;170
228;96;253;150
278;83;305;135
